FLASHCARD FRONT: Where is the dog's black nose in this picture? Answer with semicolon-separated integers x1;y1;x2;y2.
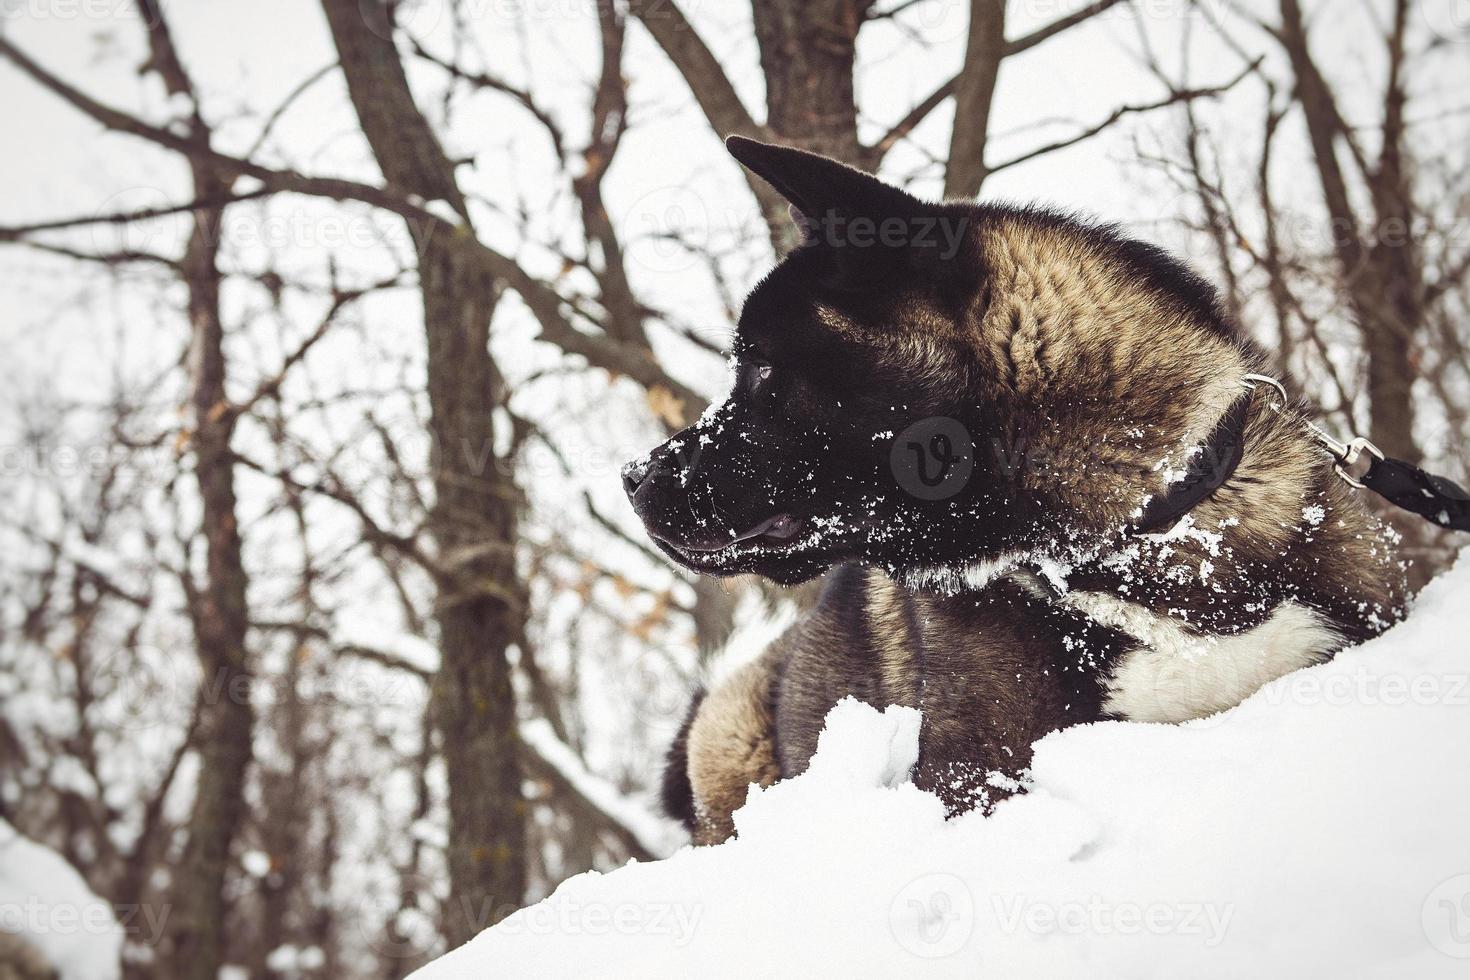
621;458;651;497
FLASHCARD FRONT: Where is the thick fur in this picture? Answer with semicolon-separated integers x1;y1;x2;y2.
625;138;1405;840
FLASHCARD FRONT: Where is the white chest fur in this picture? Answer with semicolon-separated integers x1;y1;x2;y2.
1061;591;1343;723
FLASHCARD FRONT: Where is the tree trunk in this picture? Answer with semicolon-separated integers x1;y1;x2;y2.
1358;0;1422;464
750;0;869;163
945;0;1007;199
320;0;528;943
1277;0;1421;463
167;164;257;980
136;5;258;974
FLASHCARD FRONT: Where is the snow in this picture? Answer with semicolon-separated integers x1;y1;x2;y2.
0;819;123;980
416;551;1470;978
521;720;682;858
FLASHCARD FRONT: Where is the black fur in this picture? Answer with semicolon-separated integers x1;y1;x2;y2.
659;690;704;830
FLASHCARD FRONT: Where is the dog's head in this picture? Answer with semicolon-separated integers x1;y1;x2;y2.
623;136;1053;585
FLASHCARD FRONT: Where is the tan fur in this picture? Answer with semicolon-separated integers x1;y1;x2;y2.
863;568;918;706
685;645;784;844
0;931;54;980
974;216;1254;532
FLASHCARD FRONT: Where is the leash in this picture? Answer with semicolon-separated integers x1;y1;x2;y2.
1240;374;1470;533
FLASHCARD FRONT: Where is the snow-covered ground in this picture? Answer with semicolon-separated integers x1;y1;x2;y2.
0;818;122;980
414;552;1470;979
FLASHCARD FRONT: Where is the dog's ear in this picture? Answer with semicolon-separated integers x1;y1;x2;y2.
727;135;972;299
726;135;920;229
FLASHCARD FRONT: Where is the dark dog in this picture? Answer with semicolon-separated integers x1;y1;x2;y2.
624;137;1404;844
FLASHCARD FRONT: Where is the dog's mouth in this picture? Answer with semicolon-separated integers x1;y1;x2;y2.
654;513;806;561
646;507;870;583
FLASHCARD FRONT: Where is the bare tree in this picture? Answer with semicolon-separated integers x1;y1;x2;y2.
130;9;259;977
319;0;529;940
1136;0;1469;579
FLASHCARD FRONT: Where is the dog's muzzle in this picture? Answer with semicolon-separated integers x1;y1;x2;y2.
621;457;803;555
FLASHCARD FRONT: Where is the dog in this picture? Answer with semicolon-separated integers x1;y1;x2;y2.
623;136;1405;844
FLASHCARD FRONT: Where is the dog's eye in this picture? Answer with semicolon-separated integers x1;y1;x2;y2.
743;361;773;393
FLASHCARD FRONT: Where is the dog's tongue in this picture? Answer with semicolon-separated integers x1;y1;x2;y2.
728;513;802;546
665;514;802;553
754;514;803;541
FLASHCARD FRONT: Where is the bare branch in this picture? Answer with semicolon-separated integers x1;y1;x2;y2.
624;0;790;247
232;274;407;418
1006;0;1130;56
988;59;1259;175
0;37;701;412
0;189;272;242
868;0;1130;167
245;62;339;159
252;620;434;681
624;0;768;142
944;0;1009;199
409;40;567;164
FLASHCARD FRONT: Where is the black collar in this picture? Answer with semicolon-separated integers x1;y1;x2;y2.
1130;393;1252;534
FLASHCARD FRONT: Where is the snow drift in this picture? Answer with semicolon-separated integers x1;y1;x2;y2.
0;818;122;980
413;551;1470;979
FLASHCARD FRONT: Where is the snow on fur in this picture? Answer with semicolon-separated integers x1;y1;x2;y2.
413;551;1470;979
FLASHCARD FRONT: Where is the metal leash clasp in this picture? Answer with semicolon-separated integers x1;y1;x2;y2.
1315;428;1384;489
1239;374;1384;490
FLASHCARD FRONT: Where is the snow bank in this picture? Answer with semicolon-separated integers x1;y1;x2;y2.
413;552;1470;979
0;819;123;980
